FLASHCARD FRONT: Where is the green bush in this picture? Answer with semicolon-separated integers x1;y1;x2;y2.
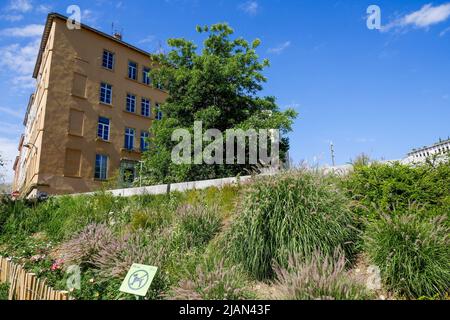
273;250;372;300
226;170;358;280
0;283;9;300
343;160;450;219
365;213;450;298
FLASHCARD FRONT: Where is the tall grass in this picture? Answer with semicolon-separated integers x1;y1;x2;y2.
226;170;358;280
56;223;114;267
167;256;253;300
273;250;372;300
365;213;450;298
174;204;222;249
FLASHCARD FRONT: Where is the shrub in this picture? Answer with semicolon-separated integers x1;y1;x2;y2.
343;160;450;219
365;213;450;298
226;170;358;280
273;250;372;300
0;283;9;300
56;223;114;267
167;258;253;300
175;204;222;249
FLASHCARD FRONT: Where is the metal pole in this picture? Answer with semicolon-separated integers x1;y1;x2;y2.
330;142;336;167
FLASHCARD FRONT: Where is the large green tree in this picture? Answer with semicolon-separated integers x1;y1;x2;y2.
140;23;297;184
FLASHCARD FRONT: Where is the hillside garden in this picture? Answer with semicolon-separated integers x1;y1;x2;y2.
0;159;448;300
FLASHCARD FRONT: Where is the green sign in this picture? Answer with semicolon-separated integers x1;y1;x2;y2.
119;263;158;297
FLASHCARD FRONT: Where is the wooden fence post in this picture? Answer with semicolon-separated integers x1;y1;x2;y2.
0;256;68;300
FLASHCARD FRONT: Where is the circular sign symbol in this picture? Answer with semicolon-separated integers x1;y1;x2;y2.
128;270;149;291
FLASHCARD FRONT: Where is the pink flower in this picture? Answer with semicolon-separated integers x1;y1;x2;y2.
51;259;64;271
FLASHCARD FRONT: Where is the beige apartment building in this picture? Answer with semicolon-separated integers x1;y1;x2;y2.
12;13;168;197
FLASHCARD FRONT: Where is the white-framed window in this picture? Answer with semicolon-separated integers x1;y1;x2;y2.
97;117;110;141
141;131;149;151
141;98;151;117
124;127;135;150
95;154;108;180
128;61;137;80
142;67;151;85
102;50;114;70
100;82;112;104
126;94;136;113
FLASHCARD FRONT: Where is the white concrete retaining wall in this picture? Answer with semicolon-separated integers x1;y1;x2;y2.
74;175;254;198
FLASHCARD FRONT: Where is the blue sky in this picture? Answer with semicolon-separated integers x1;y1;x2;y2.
0;0;449;182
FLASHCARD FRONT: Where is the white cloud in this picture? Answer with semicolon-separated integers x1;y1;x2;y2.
36;4;52;14
0;14;24;22
0;137;19;184
383;3;450;32
0;39;40;90
440;26;450;36
0;24;44;37
268;41;291;55
239;1;259;16
139;35;156;44
82;9;98;25
7;0;33;13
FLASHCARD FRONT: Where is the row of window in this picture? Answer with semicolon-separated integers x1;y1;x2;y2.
102;50;161;88
414;146;450;158
99;83;163;120
97;117;149;151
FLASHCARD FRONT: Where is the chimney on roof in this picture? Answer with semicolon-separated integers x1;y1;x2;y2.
113;32;122;40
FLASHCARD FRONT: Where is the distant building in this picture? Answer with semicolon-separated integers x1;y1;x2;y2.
12;13;168;198
404;137;450;164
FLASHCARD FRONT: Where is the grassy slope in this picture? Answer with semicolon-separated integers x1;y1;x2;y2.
0;161;449;300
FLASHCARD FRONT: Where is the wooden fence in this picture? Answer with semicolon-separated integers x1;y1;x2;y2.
0;256;69;300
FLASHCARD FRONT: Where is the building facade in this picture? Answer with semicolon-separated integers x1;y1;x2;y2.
404;138;450;164
12;13;168;197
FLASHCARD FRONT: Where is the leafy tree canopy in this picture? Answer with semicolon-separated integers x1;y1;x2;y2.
140;23;298;184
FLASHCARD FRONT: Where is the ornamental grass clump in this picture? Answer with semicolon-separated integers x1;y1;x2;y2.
365;213;450;299
92;230;171;299
57;223;114;267
226;170;358;280
273;250;372;300
167;258;252;300
175;204;222;249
